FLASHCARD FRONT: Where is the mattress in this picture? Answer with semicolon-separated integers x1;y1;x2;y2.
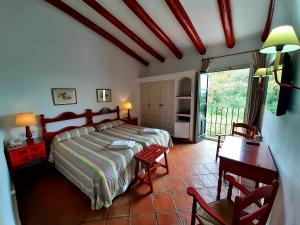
96;122;173;148
49;127;143;209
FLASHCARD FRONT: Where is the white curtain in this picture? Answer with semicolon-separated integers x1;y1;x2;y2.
245;51;267;128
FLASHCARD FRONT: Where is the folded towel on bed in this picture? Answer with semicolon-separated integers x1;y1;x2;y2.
139;128;160;134
108;140;135;149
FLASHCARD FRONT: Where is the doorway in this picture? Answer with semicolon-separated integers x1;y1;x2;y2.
195;68;250;141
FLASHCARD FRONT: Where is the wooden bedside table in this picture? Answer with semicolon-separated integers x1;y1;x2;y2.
122;117;138;126
6;139;47;179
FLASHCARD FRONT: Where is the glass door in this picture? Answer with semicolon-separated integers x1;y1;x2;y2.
195;72;208;142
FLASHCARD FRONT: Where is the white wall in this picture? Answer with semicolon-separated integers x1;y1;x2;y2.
0;0;144;141
261;0;300;224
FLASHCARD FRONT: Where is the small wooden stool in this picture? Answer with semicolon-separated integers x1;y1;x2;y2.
134;144;169;193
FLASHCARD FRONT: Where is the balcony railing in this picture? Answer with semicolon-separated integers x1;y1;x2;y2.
206;105;245;139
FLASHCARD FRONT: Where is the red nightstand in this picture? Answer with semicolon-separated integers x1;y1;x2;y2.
6;139;47;173
122;117;138;126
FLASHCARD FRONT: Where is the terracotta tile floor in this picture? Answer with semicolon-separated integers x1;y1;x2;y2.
16;140;246;225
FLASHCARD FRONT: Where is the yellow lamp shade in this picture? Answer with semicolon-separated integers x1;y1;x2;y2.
254;68;273;77
16;112;37;126
123;102;133;110
260;25;300;54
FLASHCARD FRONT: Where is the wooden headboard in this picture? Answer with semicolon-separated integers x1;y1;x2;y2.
89;106;120;125
40;106;120;147
40;110;92;146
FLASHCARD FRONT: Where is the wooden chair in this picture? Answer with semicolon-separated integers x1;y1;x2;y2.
187;175;279;225
215;122;257;161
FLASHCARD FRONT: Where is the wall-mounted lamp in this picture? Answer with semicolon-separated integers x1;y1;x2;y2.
254;68;273;78
260;25;300;90
254;67;273;85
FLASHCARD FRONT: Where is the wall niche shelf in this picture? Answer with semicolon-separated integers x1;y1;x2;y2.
176;116;190;122
176;113;191;117
176;96;192;99
174;76;193;140
177;77;192;96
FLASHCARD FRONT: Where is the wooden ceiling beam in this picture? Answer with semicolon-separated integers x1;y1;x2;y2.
217;0;235;48
123;0;183;59
44;0;149;66
83;0;165;62
261;0;275;41
165;0;206;55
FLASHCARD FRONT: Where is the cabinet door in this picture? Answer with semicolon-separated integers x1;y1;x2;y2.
140;83;151;127
140;80;174;134
159;80;174;134
149;82;161;128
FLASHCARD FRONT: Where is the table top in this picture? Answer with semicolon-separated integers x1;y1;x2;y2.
7;138;45;151
219;136;277;172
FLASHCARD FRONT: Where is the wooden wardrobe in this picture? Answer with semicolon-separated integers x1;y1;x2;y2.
140;80;174;135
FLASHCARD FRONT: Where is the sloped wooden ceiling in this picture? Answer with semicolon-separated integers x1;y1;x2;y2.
45;0;275;66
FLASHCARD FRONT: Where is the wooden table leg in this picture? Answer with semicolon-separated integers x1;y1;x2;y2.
191;198;197;225
164;152;169;174
147;165;153;193
217;165;223;200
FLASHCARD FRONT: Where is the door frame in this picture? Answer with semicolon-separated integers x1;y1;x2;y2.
194;72;209;142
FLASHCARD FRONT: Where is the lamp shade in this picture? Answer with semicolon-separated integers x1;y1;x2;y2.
16;112;37;126
260;25;300;54
254;68;273;77
123;102;133;110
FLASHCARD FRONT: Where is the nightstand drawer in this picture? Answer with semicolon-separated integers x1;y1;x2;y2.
10;152;30;167
27;143;45;152
15;149;27;156
7;139;47;170
28;145;39;151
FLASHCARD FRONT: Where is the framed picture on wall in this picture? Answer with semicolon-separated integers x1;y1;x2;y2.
52;88;77;105
96;89;111;102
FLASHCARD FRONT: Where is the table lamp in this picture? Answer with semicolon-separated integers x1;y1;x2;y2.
123;102;133;120
260;25;300;90
16;112;37;144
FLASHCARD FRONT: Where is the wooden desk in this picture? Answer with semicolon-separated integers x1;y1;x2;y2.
217;136;278;200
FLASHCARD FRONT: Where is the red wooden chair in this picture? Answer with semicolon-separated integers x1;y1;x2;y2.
187;175;279;225
215;122;257;161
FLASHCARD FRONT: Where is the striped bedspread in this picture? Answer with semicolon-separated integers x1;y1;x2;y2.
99;124;173;148
50;130;143;209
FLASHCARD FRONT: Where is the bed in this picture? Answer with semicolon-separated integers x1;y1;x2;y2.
89;108;172;148
40;107;172;209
